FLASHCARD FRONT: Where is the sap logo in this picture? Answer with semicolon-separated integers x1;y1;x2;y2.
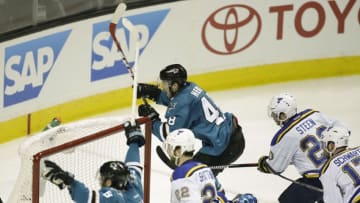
91;9;170;81
4;30;71;107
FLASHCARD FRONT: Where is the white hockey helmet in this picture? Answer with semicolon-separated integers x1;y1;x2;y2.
321;126;351;157
164;128;196;161
268;93;297;126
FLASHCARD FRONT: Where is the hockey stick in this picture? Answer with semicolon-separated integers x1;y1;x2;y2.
109;3;143;122
156;145;257;170
109;3;135;79
122;17;140;123
277;174;323;193
209;163;257;169
156;145;177;169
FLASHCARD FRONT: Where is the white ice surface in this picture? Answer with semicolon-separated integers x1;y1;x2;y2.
1;75;359;203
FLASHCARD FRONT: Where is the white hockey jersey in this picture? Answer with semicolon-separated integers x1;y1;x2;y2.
266;109;343;177
320;147;360;203
170;160;226;203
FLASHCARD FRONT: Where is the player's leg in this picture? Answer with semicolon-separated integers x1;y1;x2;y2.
220;116;245;164
278;177;323;203
192;117;245;176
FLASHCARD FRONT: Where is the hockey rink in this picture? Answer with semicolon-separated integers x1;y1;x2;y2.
0;75;359;203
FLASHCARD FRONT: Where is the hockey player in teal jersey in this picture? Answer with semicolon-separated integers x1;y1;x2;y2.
42;121;145;203
165;128;257;203
137;64;245;176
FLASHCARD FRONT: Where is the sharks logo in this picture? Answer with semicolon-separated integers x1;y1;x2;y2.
168;102;177;111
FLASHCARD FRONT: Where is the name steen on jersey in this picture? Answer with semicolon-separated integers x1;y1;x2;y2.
333;148;360;167
295;118;316;135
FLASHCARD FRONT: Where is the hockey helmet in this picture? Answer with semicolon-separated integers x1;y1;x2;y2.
268;93;297;126
99;161;130;190
159;64;187;87
165;128;196;164
321;126;351;157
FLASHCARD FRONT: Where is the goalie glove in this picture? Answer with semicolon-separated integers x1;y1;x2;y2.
138;103;160;122
257;156;271;174
124;121;145;147
42;160;74;190
232;193;258;203
137;83;161;101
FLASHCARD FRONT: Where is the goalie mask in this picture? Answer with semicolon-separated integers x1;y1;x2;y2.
268;93;297;126
159;64;187;97
321;126;351;157
164;128;196;166
98;161;130;190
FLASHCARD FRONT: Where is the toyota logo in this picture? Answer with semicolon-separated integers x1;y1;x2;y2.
202;4;261;55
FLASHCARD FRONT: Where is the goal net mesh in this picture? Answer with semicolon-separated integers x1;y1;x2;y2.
7;116;151;203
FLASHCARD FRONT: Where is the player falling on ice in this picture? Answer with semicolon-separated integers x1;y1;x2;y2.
319;126;360;203
165;128;257;203
42;121;145;203
136;64;245;181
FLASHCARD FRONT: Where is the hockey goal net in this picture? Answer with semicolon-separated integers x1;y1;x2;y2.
7;116;152;203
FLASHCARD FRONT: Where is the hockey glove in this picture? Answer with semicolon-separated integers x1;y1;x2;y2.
137;83;161;101
232;193;258;203
124;121;145;147
42;160;74;189
257;156;271;174
138;103;160;122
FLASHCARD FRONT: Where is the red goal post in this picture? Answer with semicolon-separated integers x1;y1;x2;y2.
8;116;152;203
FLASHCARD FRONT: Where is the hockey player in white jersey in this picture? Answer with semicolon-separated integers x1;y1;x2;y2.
165;128;257;203
319;126;360;203
42;121;145;203
257;93;347;203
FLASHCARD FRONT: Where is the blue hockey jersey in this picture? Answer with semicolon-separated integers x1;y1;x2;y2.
153;82;234;156
69;144;144;203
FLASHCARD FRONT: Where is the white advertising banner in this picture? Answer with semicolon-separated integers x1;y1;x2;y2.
0;0;359;121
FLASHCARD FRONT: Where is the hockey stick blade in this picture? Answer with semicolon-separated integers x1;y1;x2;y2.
109;2;134;78
109;3;127;47
111;3;127;24
156;146;176;169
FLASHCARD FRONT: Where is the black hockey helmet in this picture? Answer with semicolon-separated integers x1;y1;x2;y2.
99;161;130;190
159;64;187;87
